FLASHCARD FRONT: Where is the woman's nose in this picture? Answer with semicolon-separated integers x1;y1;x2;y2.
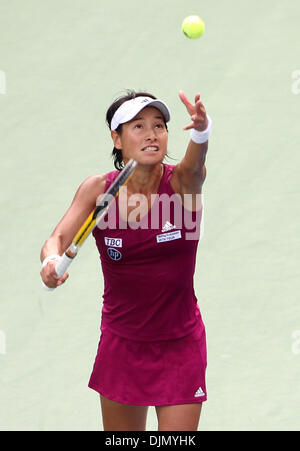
145;128;157;141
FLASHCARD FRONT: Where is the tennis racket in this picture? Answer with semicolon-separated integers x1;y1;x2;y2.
43;158;138;290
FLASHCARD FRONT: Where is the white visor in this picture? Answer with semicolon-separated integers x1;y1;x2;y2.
110;96;171;131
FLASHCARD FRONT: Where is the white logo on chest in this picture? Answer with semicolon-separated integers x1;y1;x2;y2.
104;237;122;248
156;230;182;243
161;221;177;233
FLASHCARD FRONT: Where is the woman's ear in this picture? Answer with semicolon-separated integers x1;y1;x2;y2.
111;130;122;150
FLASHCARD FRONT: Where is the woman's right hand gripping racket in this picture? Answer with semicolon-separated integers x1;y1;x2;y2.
42;159;138;291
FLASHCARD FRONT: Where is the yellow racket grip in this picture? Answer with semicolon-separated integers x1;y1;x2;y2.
73;210;97;246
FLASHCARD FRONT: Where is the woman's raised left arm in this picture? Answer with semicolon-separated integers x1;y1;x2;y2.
171;90;211;195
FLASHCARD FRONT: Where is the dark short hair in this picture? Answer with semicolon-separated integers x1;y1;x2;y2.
106;90;168;170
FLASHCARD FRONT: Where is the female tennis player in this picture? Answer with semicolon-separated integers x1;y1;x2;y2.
40;89;211;431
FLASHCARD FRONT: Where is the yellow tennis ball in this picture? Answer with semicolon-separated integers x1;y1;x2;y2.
182;15;205;39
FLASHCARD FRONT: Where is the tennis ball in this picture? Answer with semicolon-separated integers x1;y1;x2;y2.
182;15;205;39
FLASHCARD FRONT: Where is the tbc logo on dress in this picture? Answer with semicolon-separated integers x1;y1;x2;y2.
107;248;122;261
105;237;122;248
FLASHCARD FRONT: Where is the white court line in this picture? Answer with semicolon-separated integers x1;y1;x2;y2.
291;330;300;355
0;70;6;95
0;330;6;354
291;70;300;95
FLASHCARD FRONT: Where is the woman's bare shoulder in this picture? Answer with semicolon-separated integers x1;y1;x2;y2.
79;173;107;192
73;173;107;206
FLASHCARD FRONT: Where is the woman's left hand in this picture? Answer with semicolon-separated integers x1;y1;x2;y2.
179;90;208;132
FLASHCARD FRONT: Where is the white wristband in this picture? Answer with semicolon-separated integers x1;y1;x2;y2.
190;114;212;144
42;254;61;268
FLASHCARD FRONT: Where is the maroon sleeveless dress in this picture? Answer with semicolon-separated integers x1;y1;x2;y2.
88;164;207;406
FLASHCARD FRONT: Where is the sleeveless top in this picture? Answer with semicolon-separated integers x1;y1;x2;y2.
92;163;203;341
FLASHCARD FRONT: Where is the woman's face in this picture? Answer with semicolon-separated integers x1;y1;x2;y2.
112;106;168;166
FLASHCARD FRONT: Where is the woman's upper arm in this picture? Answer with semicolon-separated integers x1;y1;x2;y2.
49;173;106;252
170;161;206;197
